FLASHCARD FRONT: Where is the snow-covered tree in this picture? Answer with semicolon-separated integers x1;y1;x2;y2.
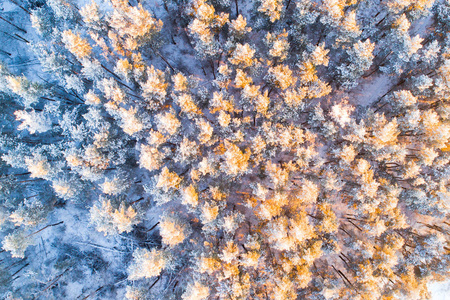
0;0;449;299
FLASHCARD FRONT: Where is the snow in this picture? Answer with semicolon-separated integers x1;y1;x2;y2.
0;0;449;299
0;1;17;13
410;10;435;37
348;74;393;107
0;2;43;82
430;281;450;300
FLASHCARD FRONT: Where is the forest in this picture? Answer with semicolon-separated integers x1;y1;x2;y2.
0;0;450;299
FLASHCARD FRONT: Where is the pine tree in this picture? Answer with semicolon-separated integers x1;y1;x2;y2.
128;248;169;280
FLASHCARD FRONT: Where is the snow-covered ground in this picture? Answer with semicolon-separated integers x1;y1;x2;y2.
1;0;449;299
430;281;450;300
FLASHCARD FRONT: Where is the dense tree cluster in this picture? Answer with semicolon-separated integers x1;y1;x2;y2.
0;0;450;299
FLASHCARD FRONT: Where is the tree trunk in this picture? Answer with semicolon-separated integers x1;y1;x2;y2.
28;221;64;238
0;49;11;56
8;0;31;14
149;276;161;289
0;16;27;33
286;0;292;10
